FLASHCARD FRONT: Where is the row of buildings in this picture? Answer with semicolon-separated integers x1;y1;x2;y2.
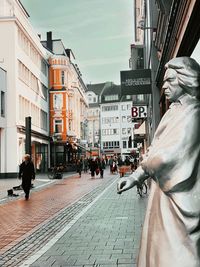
130;0;200;144
94;0;200;167
0;0;145;178
1;0;200;177
0;0;90;177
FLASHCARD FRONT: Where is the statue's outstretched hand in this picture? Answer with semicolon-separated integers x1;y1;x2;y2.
117;177;138;194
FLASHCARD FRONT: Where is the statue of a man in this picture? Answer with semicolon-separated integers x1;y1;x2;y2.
117;57;200;267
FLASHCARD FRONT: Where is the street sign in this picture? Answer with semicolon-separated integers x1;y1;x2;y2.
131;106;147;118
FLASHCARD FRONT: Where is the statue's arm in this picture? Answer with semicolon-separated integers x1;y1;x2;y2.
117;166;149;194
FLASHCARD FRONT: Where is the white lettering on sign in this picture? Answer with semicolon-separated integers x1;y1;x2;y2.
123;78;151;87
132;106;147;118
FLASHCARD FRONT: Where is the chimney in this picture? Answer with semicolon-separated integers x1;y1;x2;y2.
47;31;52;51
65;48;71;59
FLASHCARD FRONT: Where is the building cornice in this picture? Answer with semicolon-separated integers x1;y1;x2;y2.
17;126;50;141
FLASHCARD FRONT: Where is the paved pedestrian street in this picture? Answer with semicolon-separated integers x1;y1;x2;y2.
0;170;147;267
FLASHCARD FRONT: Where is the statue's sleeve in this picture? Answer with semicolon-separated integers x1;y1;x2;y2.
140;104;200;192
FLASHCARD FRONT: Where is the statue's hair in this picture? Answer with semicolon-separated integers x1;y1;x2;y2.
165;57;200;98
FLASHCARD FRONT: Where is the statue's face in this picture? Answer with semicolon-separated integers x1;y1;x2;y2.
163;68;184;102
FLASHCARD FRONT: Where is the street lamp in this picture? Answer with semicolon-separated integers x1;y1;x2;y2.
137;19;156;31
137;25;157;30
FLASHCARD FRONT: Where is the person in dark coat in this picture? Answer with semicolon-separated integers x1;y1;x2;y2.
98;157;106;178
76;159;83;177
90;158;98;179
19;154;35;200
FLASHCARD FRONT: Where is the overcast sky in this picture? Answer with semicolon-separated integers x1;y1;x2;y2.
21;0;134;85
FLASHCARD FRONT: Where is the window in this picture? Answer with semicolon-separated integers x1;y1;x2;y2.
1;91;5;117
121;105;126;110
113;129;117;134
41;84;48;100
103;141;119;149
102;105;118;111
127;116;131;122
114;141;120;148
104;94;118;101
127;128;131;134
102;129;119;135
40;110;47;131
122;116;126;122
53;94;63;110
127;104;131;110
137;94;144;101
54;119;63;133
123;141;127;148
122;128;126;135
41;60;47;76
61;71;65;85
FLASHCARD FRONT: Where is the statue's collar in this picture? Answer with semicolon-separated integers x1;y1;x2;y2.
170;94;191;108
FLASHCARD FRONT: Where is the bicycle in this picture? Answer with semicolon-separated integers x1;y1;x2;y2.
48;167;55;179
137;181;148;197
48;167;63;179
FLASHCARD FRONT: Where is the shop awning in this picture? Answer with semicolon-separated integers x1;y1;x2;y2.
134;121;146;135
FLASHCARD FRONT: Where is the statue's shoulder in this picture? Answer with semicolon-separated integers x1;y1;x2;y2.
182;95;200;109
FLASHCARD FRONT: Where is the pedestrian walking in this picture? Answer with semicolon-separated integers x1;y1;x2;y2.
90;158;98;179
76;159;82;177
108;156;114;174
83;157;89;173
18;154;35;200
98;157;106;178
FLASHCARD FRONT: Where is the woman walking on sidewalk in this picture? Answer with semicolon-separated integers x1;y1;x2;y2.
76;159;83;177
19;154;35;200
98;157;106;178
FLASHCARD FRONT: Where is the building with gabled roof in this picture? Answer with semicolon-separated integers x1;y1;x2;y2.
85;82;139;160
42;32;88;166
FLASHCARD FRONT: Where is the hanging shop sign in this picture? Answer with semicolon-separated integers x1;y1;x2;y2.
120;69;151;95
132;105;147;118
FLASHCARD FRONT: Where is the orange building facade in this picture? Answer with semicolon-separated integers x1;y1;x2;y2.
48;52;88;167
49;56;69;143
41;32;88;168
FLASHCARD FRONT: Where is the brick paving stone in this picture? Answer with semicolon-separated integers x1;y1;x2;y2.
0;170;148;267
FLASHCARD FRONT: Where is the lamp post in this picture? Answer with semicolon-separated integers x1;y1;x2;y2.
25;116;31;155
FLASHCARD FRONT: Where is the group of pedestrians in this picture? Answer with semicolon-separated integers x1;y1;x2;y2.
17;153;138;201
76;156;106;179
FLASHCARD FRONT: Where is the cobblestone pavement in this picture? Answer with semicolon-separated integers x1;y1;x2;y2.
0;170;148;267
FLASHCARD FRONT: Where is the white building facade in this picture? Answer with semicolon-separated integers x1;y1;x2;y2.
0;0;49;176
100;101;135;160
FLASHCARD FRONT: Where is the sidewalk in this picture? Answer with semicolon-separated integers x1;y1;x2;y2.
0;172;75;204
25;176;147;266
0;170;148;267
